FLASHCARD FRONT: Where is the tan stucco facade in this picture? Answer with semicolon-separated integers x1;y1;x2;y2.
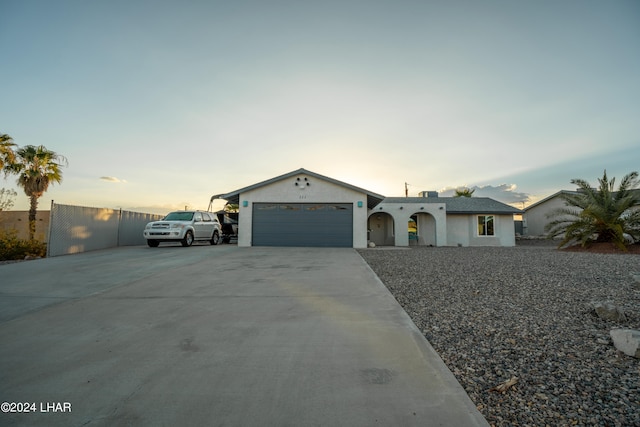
0;210;50;242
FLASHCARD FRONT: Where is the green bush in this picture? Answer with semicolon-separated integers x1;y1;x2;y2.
0;229;47;260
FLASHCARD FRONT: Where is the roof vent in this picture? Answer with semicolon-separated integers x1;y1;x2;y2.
419;191;438;198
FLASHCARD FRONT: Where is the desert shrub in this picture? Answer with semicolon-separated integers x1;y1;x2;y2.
0;229;47;260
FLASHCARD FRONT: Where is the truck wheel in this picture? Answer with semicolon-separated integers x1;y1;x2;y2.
210;230;220;245
147;240;159;247
181;231;194;247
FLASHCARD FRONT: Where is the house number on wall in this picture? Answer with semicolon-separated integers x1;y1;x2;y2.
295;177;310;200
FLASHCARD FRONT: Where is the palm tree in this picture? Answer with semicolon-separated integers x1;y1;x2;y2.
545;170;640;250
9;145;68;240
224;203;239;213
454;187;475;197
0;133;17;173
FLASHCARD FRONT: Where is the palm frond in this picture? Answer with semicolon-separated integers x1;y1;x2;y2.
546;170;640;250
11;144;68;240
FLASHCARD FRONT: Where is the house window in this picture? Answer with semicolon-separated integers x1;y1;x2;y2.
279;204;301;211
477;215;494;236
256;204;277;211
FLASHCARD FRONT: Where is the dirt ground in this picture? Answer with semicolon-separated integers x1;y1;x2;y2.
517;238;640;254
516;238;640;255
562;241;640;254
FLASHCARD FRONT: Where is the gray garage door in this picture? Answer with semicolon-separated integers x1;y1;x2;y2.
252;203;353;247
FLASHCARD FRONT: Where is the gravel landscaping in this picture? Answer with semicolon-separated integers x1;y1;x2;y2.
358;241;640;427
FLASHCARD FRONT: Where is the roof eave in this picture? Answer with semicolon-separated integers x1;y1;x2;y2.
446;209;523;215
219;168;385;207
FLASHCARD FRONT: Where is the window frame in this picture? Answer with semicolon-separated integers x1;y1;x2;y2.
477;215;495;236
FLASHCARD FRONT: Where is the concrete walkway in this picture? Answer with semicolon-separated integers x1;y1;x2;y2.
0;246;488;426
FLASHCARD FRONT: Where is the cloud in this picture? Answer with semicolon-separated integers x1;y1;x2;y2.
100;176;126;183
439;184;530;205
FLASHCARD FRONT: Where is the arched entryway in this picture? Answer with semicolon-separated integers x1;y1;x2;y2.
408;212;437;246
368;212;394;246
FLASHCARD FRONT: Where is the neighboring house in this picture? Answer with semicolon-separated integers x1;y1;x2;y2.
221;168;522;248
523;188;640;238
523;191;578;237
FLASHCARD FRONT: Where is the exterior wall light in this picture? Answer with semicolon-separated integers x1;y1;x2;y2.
242;201;248;207
357;201;363;208
295;177;310;187
399;206;403;210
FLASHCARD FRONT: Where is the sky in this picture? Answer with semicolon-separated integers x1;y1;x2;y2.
1;0;639;214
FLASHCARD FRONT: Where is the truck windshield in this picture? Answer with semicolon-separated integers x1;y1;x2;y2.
163;212;194;221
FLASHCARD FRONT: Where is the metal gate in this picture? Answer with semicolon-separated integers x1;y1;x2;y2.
47;203;164;256
252;203;353;247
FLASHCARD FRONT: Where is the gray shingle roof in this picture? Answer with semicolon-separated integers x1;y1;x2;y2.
381;197;522;214
524;188;640;211
523;190;578;211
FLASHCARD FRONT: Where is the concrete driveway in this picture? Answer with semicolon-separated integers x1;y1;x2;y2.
0;245;488;426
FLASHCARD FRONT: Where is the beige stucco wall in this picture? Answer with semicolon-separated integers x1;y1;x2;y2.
496;214;517;246
236;172;370;248
524;195;568;236
446;215;469;246
447;213;516;247
368;202;448;247
0;210;50;241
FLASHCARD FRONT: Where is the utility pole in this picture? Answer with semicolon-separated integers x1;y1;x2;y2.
405;182;409;197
